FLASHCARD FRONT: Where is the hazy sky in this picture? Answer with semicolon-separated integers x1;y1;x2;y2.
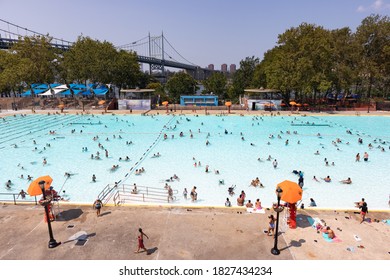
1;0;389;69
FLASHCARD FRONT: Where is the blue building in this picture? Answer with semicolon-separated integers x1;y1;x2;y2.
180;95;218;106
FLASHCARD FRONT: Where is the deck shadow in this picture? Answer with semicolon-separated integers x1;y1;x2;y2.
146;247;158;255
57;208;83;221
99;211;112;217
296;214;314;229
280;239;306;252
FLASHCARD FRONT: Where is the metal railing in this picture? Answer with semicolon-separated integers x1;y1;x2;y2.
112;184;178;205
0;192;37;205
98;184;117;204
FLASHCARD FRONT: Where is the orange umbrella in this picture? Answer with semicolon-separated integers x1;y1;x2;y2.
98;100;106;105
277;180;303;204
225;101;232;107
57;104;64;108
296;103;302;107
27;175;53;196
289;101;296;106
162;101;168;106
280;103;286;106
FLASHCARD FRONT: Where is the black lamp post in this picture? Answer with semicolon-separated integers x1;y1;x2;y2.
271;186;284;255
39;180;60;248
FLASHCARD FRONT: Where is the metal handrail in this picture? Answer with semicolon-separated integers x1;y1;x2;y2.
112;184;178;205
0;192;37;205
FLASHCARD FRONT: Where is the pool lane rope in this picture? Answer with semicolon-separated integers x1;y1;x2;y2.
119;115;176;185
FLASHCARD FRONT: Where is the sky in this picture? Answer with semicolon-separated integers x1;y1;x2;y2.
0;0;389;69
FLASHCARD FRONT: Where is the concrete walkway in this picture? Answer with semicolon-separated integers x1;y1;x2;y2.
0;204;389;260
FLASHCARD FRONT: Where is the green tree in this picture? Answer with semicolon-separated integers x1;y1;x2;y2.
203;72;227;100
0;51;23;94
112;50;141;90
11;35;57;84
229;56;259;101
165;71;197;101
329;27;359;95
63;36;118;84
264;23;333;103
261;46;296;102
355;14;390;99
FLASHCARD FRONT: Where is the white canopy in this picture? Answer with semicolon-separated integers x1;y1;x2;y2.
39;88;67;96
55;84;68;90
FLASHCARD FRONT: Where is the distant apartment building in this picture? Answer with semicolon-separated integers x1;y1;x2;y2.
208;64;214;70
221;64;228;72
229;64;236;74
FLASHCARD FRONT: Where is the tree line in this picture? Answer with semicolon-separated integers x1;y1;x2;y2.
205;14;390;104
0;14;389;105
0;36;148;96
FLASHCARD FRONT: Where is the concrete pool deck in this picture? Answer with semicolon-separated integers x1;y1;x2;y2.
0;203;389;260
2;108;390;117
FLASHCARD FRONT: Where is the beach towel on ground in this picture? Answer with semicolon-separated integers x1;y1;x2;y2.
322;232;342;243
307;217;325;228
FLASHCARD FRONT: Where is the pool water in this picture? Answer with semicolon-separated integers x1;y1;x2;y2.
1;113;389;210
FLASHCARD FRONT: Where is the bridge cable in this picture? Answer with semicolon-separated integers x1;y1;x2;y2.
0;18;73;44
163;35;197;66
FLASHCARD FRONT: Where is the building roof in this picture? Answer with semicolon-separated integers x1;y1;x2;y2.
244;88;279;93
120;89;155;93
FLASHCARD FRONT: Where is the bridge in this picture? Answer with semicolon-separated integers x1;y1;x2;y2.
0;19;215;80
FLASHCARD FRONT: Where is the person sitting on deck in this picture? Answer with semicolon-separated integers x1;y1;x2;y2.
245;200;253;208
237;194;244;206
322;226;335;239
255;199;262;210
225;198;231;207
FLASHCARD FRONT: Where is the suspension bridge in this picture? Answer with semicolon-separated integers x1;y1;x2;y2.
0;18;215;80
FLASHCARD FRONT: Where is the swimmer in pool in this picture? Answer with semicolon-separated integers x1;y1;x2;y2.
340;177;352;184
322;176;331;182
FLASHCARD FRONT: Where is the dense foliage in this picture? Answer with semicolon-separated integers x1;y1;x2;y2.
0;14;388;102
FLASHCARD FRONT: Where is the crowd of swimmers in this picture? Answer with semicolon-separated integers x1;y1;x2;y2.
4;112;389;212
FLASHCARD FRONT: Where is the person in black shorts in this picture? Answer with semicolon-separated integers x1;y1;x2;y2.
93;198;103;217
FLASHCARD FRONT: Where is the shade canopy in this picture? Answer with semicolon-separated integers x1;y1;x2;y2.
289;101;297;106
162;101;169;106
27;175;53;196
225;101;232;107
93;88;108;96
277;180;303;204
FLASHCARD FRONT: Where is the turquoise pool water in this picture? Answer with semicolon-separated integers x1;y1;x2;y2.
1;113;389;209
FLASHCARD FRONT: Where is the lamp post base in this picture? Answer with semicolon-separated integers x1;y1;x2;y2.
48;240;61;249
271;247;280;255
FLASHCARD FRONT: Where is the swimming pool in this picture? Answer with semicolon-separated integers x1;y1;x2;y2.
1;112;389;209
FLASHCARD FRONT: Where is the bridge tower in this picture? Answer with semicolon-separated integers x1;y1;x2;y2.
148;32;165;78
